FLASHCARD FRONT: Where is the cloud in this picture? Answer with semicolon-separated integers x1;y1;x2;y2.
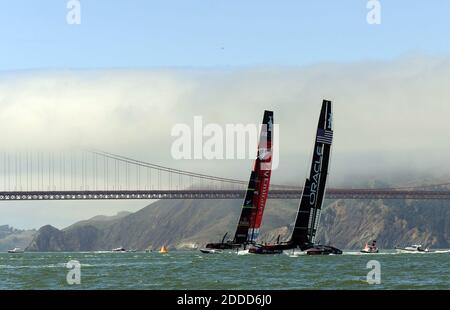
1;56;450;228
2;57;450;180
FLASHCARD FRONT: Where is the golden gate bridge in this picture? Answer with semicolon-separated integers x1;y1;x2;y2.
0;150;449;201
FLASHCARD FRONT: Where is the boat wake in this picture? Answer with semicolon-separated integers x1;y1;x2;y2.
343;251;397;256
395;249;450;255
283;251;306;257
343;250;450;255
432;249;450;254
237;249;250;255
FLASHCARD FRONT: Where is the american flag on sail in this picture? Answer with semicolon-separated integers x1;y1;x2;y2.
316;128;333;145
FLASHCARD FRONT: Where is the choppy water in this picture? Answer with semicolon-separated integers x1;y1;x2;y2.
0;250;449;289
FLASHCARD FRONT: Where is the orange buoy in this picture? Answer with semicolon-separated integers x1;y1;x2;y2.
159;245;169;254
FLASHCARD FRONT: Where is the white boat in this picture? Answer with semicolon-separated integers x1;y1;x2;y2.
8;247;24;253
199;248;222;254
111;247;126;252
395;244;429;253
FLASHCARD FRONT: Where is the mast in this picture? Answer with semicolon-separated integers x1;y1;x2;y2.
233;110;274;244
290;100;333;247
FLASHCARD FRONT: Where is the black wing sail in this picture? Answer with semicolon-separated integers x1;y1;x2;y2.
290;100;333;247
233;171;257;244
233;110;274;244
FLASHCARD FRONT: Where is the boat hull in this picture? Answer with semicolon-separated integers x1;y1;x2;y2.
360;249;379;254
248;242;296;255
248;242;342;256
306;245;343;255
205;242;241;250
248;247;283;255
199;248;222;254
396;249;429;253
7;248;24;254
395;245;429;253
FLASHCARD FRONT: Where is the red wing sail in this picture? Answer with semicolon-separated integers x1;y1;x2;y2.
233;110;274;244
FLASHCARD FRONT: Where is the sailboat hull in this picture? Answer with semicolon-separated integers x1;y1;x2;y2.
248;242;299;255
199;248;223;254
248;243;342;255
205;242;241;250
305;245;342;255
248;247;283;255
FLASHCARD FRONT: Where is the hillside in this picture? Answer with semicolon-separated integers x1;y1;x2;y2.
0;225;36;252
26;197;450;251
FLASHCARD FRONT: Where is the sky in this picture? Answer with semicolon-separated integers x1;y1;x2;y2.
1;1;450;229
1;1;450;70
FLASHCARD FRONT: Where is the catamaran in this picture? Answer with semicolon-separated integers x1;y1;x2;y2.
249;100;342;255
200;110;274;253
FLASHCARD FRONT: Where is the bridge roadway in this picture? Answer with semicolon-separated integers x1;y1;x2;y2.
1;188;450;201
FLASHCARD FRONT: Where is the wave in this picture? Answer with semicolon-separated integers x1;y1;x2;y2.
237;250;250;255
432;249;450;254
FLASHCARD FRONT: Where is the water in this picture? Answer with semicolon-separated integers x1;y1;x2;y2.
0;251;449;289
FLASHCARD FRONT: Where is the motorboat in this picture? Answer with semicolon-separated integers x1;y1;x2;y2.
360;240;379;253
111;247;126;252
7;247;24;253
395;244;429;253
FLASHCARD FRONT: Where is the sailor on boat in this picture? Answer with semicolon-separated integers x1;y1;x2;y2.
248;100;342;255
360;240;379;253
200;111;274;253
